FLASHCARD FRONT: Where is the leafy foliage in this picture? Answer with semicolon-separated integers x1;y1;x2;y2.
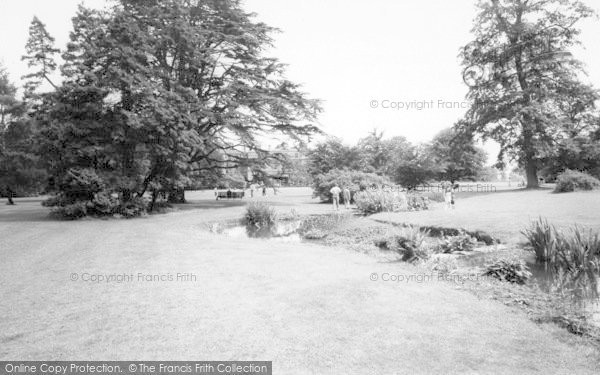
311;169;391;202
484;259;532;284
521;217;556;262
41;168;148;219
554;169;600;193
31;0;320;216
427;127;487;183
0;65;46;203
353;190;430;214
307;129;488;190
21;16;60;95
435;232;476;253
459;0;598;188
244;202;277;228
522;218;600;293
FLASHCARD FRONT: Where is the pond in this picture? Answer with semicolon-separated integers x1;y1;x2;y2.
220;219;303;243
459;249;600;326
213;219;600;326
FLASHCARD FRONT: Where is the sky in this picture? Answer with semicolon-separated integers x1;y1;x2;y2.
1;0;600;164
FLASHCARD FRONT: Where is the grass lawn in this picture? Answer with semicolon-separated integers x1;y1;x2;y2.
1;187;599;373
374;186;600;244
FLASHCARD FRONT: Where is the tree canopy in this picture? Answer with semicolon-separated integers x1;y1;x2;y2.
459;0;598;188
31;0;321;214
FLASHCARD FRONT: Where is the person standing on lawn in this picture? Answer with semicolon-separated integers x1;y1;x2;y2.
342;186;351;209
330;183;342;211
451;183;459;209
441;181;452;210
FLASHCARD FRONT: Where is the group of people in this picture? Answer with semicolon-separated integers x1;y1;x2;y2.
329;183;352;211
248;182;274;198
213;181;280;199
328;181;460;211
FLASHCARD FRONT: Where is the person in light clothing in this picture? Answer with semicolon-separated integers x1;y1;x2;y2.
342;186;351;209
330;183;342;211
441;181;452;209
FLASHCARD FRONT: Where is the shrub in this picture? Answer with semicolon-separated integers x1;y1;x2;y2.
374;226;431;262
117;196;148;218
303;229;328;240
435;232;476;253
49;201;89;220
353;190;430;214
484;258;532;284
43;169;150;219
245;202;277;228
399;225;429;249
554;169;600;193
426;254;459;274
406;224;497;245
312;169;392;202
406;194;430;211
420;191;445;203
354;190;407;214
91;192;119;215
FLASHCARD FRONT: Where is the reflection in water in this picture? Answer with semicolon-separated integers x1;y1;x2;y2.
222;220;303;243
458;250;600;325
528;261;600;324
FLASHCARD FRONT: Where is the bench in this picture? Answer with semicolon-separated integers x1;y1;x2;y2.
216;190;245;200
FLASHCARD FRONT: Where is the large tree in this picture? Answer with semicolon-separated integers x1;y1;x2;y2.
36;0;320;213
460;0;598;188
21;16;60;95
0;65;45;204
307;138;364;177
427;127;488;183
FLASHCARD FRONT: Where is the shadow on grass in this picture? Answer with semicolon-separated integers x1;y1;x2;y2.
172;199;248;211
0;204;53;222
455;186;553;200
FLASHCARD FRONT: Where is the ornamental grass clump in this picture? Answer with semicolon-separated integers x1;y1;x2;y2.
244;202;277;228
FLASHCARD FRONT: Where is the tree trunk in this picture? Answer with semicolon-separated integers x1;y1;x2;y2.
522;126;539;189
167;187;185;203
122;189;132;202
6;195;15;205
5;186;15;205
525;158;539;189
149;190;158;212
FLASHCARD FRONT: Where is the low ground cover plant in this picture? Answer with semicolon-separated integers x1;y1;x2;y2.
484;258;532;284
373;226;431;262
381;222;497;245
435;232;476;253
299;212;352;239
